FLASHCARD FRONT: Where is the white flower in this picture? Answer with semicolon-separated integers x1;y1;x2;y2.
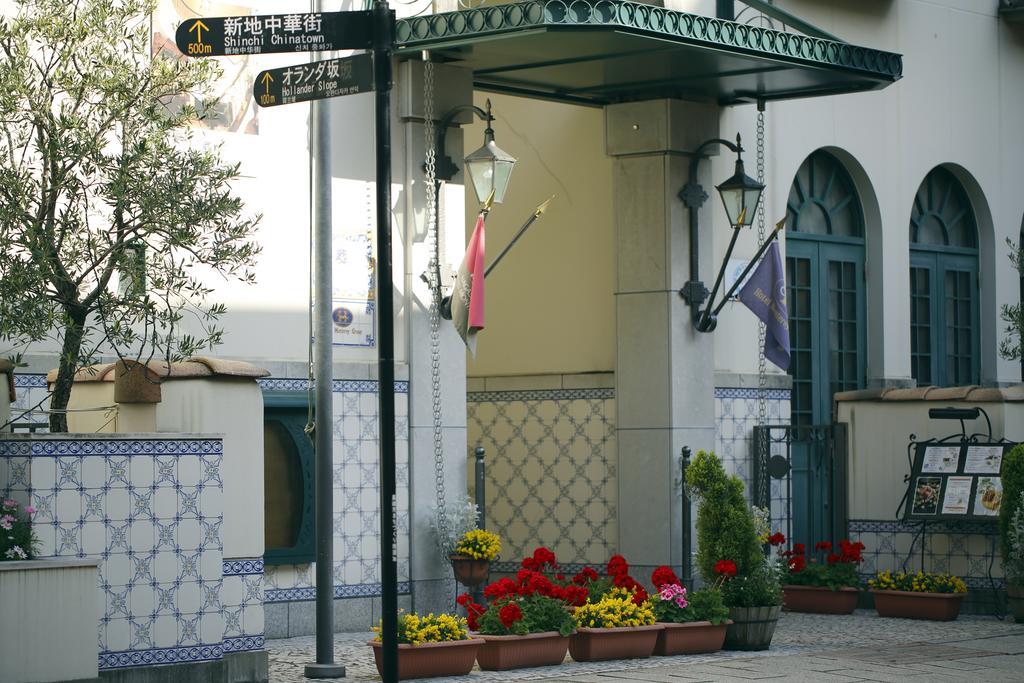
5;546;27;560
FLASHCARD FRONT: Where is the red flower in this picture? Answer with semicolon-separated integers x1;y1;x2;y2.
632;586;649;606
457;593;486;630
837;539;865;564
498;602;523;628
484;577;517;601
714;559;737;577
768;532;786;546
533;547;557;566
572;567;599;585
558;584;588;607
520;557;544;573
607;554;629;577
792;543;806;556
826;553;840;565
814;541;832;552
788;555;806;572
651;565;680;590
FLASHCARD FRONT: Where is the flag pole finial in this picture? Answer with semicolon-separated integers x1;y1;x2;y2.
482;188;495;214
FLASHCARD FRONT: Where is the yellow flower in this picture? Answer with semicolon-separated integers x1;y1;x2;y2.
453;529;502;560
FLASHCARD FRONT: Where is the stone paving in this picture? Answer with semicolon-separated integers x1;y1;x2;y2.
266;611;1024;682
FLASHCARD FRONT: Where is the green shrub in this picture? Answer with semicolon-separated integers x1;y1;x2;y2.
685;450;763;583
1002;445;1024;580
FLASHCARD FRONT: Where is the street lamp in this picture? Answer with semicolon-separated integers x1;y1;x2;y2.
431;99;516;204
678;134;765;332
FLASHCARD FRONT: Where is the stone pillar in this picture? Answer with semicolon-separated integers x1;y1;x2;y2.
605;99;720;576
399;61;474;614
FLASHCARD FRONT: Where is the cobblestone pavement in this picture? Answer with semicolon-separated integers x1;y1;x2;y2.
266;611;1024;682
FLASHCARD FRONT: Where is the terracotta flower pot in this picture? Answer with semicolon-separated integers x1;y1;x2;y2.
368;638;483;680
724;605;780;651
653;621;731;656
475;631;569;670
568;625;661;662
450;555;490;587
871;590;964;621
783;585;859;614
1007;583;1024;623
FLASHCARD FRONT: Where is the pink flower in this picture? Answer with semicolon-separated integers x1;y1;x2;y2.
0;515;13;531
24;506;35;515
5;546;26;559
2;499;15;509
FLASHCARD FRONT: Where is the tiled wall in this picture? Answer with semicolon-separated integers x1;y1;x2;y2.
0;436;242;670
467;376;617;569
714;386;791;490
259;378;411;605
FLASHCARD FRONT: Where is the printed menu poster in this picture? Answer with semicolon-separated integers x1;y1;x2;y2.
941;476;973;515
965;446;1003;474
973;477;1003;517
911;476;942;515
922;446;960;474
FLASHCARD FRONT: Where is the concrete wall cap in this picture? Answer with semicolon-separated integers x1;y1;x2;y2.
46;357;270;384
878;387;935;401
834;388;889;402
0;558;99;572
924;386;978;401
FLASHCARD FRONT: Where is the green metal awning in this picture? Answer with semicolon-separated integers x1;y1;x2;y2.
395;0;902;106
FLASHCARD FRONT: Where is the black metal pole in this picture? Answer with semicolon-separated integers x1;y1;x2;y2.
680;446;692;590
695;225;742;331
373;2;398;682
709;218;785;317
474;446;486;529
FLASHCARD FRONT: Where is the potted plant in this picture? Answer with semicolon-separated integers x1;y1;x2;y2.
780;538;864;614
460;591;574;671
685;450;781;650
868;570;967;621
368;611;484;680
649;566;731;656
569;588;661;661
450;528;501;588
1000;444;1024;622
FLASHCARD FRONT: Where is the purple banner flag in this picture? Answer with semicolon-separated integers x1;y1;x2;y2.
738;241;790;371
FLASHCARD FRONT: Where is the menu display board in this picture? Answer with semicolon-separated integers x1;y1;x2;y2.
903;441;1014;522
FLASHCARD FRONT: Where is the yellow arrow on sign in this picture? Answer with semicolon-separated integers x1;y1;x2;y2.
261;72;273;95
189;19;210;44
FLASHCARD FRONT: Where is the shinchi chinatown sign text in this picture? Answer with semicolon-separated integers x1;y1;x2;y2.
174;11;373;57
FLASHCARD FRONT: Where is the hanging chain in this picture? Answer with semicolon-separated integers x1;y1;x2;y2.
423;56;450;551
755;104;770;511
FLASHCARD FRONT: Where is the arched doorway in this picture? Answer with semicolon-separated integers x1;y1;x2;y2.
785;150;867;426
784;150;867;544
909;167;980;387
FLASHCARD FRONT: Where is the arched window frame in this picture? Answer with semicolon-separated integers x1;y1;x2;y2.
785;150;867;428
908;167;980;387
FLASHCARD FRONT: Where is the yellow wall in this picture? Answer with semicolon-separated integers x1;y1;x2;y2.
462;93;615;377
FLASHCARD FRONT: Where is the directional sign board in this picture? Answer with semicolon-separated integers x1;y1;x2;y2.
254;54;374;107
176;11;373;57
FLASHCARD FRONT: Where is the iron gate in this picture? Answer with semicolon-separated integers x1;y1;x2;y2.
752;423;848;547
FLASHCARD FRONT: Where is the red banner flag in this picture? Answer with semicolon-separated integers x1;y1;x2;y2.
451;211;486;355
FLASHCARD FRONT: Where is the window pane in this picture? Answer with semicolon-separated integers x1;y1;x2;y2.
265;421;303;550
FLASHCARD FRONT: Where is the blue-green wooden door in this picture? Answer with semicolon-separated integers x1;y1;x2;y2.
785;237;866;545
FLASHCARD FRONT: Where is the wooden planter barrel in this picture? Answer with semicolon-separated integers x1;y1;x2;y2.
871;590;964;621
782;585;859;614
368;638;483;680
724;605;780;651
653;621;730;656
568;625;662;662
475;631;569;670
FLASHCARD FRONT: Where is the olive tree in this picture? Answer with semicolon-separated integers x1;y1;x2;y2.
0;0;260;430
1000;238;1024;367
